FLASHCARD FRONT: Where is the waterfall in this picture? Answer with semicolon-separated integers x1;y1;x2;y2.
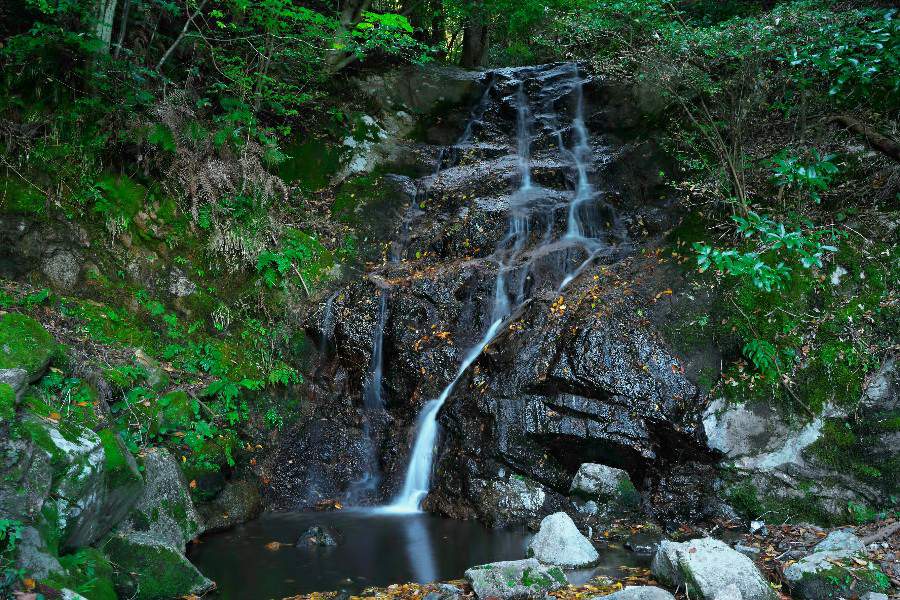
387;77;536;513
564;63;594;243
363;289;388;410
386;318;505;513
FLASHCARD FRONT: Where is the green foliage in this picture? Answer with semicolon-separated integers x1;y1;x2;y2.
694;211;839;291
264;407;284;430
0;518;23;593
770;150;839;204
257;229;332;290
784;8;900;107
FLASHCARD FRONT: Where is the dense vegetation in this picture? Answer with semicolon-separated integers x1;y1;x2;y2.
1;0;897;596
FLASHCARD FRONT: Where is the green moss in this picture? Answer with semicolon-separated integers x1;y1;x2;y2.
158;391;192;431
55;547;117;600
0;313;54;378
0;383;14;420
0;177;45;214
616;477;641;508
726;479;834;525
279;137;342;191
102;533;210;600
99;429;141;489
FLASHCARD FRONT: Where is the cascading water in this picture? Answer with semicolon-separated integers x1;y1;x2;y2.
563;64;594;244
386;317;505;512
347;288;390;502
388;77;542;512
363;289;388;410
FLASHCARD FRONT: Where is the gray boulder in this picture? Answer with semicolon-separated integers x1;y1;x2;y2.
42;248;81;290
702;397;881;520
18;417;143;549
0;368;28;403
783;530;888;600
197;478;262;532
652;538;776;600
115;447;203;548
598;586;675;600
527;511;598;569
168;268;197;298
423;583;463;600
15;525;64;579
471;475;548;526
569;463;639;507
104;447;211;600
465;558;567;600
860;593;889;600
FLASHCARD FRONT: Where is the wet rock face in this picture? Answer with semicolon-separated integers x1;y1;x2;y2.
271;63;715;521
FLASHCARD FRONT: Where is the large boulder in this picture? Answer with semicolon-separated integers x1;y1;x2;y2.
569;463;639;508
465;558;567;600
651;538;776;600
17;418;142;549
469;475;550;527
103;447;212;599
784;530;889;600
704;355;899;521
527;512;598;569
115;447;203;548
101;532;214;600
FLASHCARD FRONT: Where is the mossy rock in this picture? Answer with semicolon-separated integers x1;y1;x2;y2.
18;416;143;549
0;382;14;419
102;532;214;600
0;313;54;381
158;390;193;431
787;558;890;600
117;447;203;548
48;547;118;600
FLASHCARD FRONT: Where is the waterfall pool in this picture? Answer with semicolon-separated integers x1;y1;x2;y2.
188;511;648;598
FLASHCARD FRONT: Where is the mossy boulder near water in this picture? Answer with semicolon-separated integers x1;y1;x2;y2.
101;532;214;600
115;446;203;548
102;446;212;599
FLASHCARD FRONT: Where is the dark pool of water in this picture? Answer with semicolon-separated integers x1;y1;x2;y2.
188;511;647;599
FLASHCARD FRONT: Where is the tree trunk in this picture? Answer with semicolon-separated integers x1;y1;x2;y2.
326;0;372;71
460;19;488;68
829;115;900;163
112;0;131;59
94;0;118;52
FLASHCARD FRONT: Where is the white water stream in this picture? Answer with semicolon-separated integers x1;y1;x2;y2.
388;64;602;512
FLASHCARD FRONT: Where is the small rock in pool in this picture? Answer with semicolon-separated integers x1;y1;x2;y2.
296;525;339;547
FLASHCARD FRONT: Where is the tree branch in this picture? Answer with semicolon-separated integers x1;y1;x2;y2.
156;0;209;71
829;115;900;163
